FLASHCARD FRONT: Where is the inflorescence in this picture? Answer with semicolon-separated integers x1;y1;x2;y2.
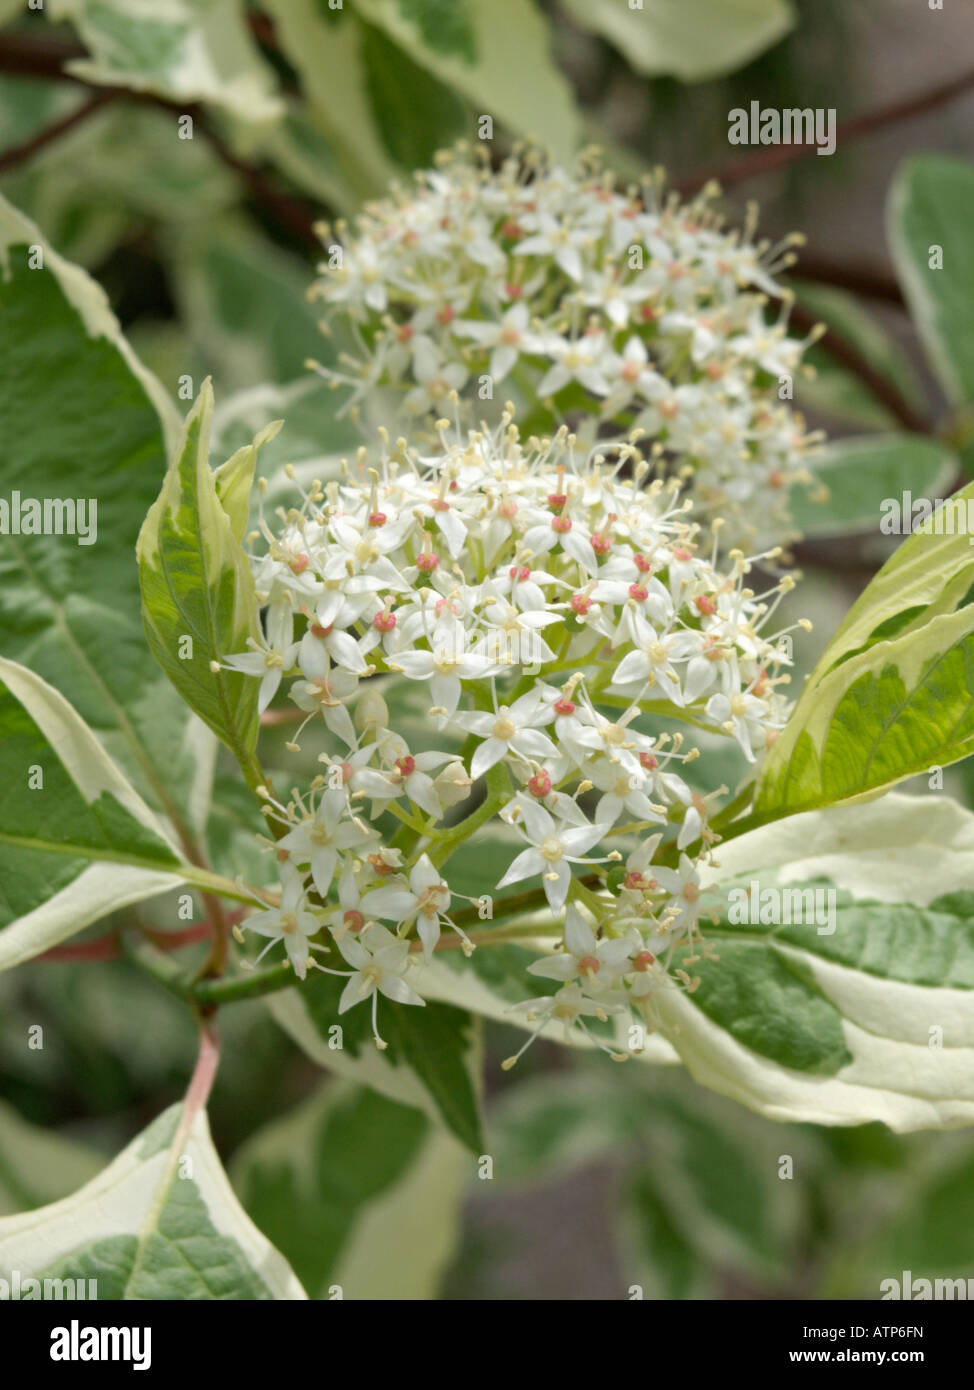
308;144;822;553
220;410;807;1062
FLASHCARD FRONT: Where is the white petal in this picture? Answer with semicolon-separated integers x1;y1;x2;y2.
527;955;578;980
471;738;507;780
417;912;441;962
362;887;417;920
338;974;368;1012
543;861;571;909
564;905;596;956
310;845;339;898
377;975;425;1006
496;847;545;888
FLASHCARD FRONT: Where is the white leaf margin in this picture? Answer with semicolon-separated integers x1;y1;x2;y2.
0;1103;307;1298
48;0;284;128
267;987;486;1139
230;1080;466;1299
0;658;187;970
0;194;182;453
667;793;974;1131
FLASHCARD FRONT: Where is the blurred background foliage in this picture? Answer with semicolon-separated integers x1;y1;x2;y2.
2;0;974;1298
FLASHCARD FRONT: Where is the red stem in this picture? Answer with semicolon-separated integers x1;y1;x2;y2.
676;65;974;195
177;1021;221;1140
36;911;245;964
0;91;109;174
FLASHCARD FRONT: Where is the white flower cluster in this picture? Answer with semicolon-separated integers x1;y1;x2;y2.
309;145;821;552
222;416;805;1059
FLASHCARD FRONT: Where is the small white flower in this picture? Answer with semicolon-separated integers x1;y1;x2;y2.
705;690;773;761
361;853;454;961
223;629;298;714
276;788;371;898
453;690;558;779
502;983;626;1069
653;853;706;935
239;865;320;980
527;905;631;989
455;302;534;382
324;923;425;1048
497;797;609;909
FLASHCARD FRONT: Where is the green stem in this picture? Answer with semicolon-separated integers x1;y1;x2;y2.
120;931;195;1002
572;878;610;918
124;865;622;1008
709;784;756;834
428;759;511;871
182;864;275;907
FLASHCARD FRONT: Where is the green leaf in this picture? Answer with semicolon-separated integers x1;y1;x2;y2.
211;376;359;508
395;0;477;61
792;435;955;539
623;1168;699;1298
797;478;974;689
619;1078;804;1296
169;219;327;397
677;939;852;1074
360;20;466;169
0;194;216;839
888;155;974;407
231;1080;466;1298
662;793;974;1131
0;1100;106;1218
254;104;360;217
559;0;795;81
834;1146;974;1297
0;77;82;157
138;381;273;776
355;0;580;160
260;0;399;199
755;601;974;818
0;94;238;271
0;657;189;971
792;281;926;431
487;1066;805;1294
268;970;485;1153
48;0;284;125
485;1066;672;1186
0;1102;306;1299
205;774;277;885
